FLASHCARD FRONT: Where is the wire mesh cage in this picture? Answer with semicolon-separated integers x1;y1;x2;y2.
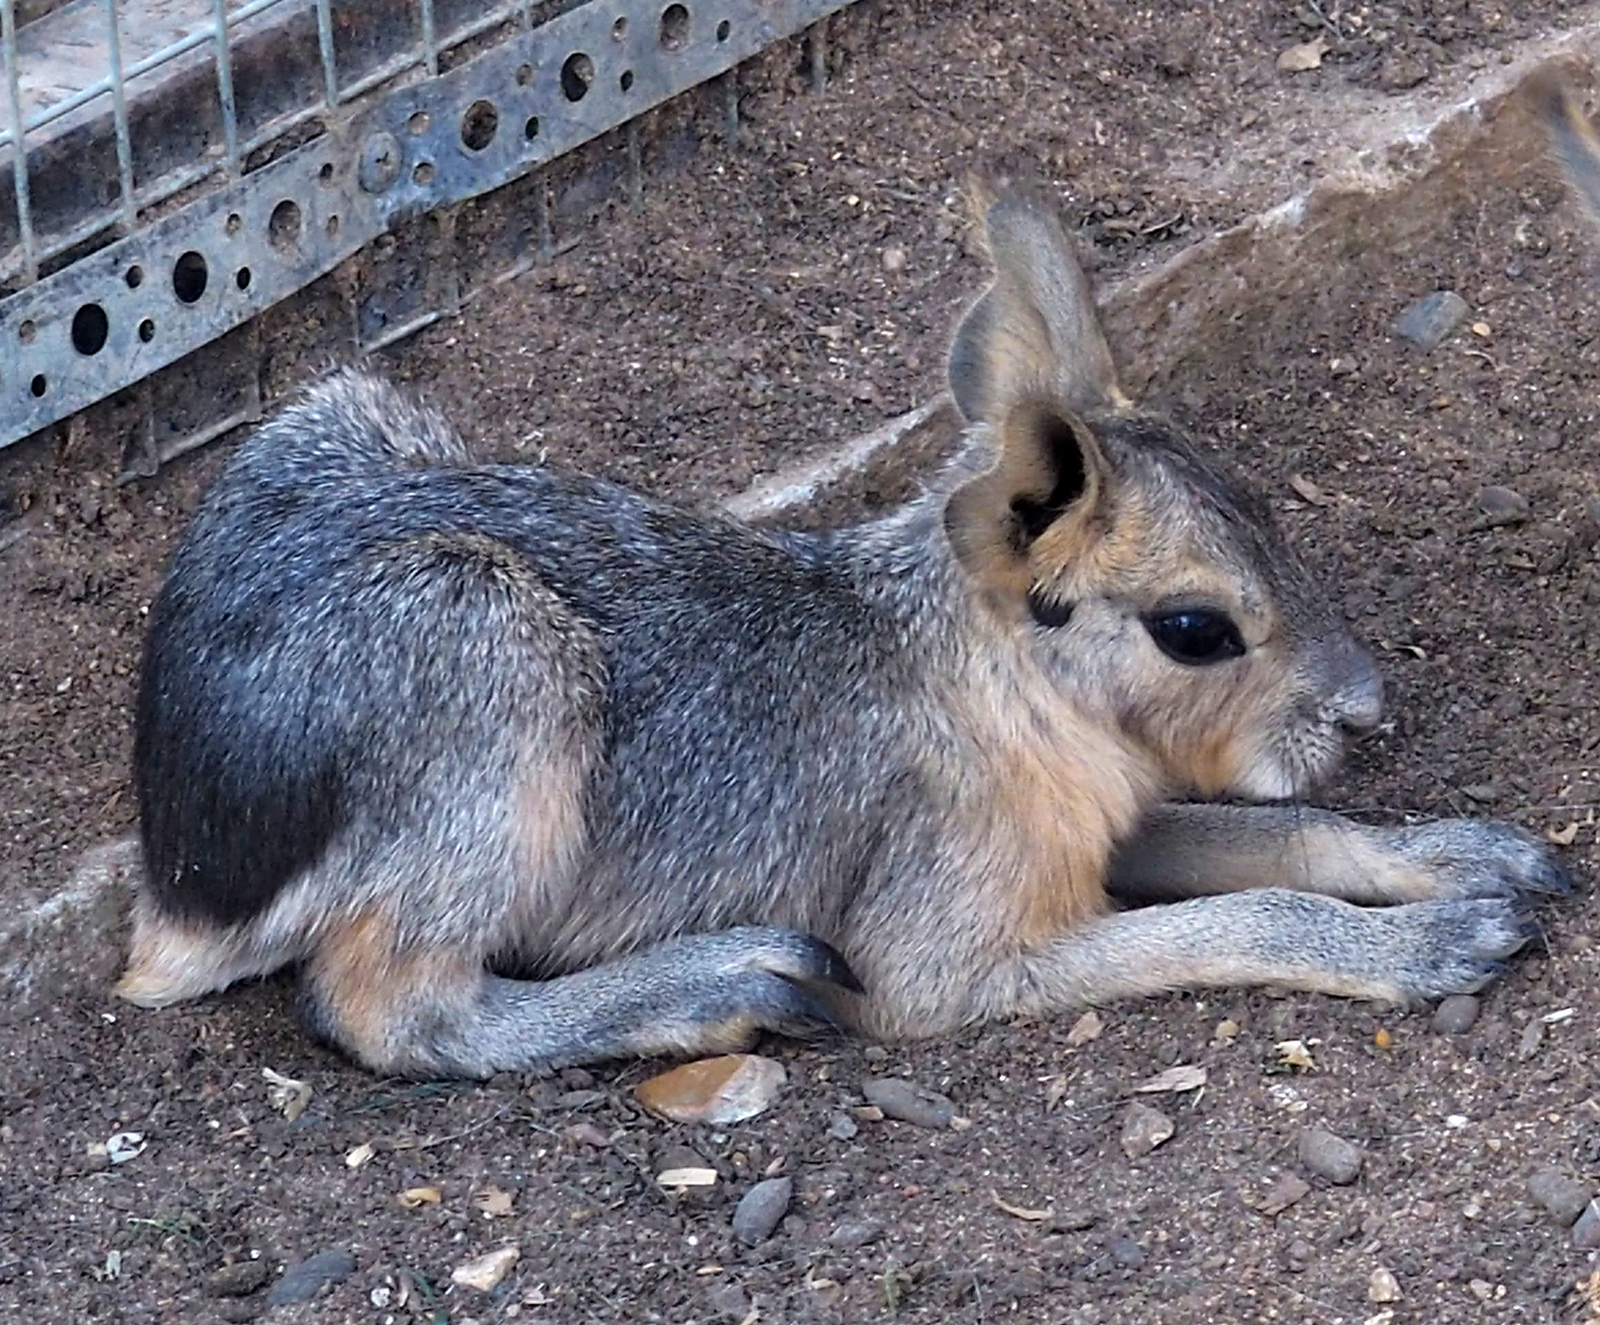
0;0;851;456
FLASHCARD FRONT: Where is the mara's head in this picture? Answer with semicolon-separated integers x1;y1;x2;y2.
940;184;1381;802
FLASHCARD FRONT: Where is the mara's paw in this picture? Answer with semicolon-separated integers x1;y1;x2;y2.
623;927;865;1059
1382;819;1571;901
1379;896;1535;1003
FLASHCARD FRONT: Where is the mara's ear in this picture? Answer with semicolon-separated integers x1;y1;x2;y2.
1534;69;1600;228
943;397;1112;605
948;183;1129;424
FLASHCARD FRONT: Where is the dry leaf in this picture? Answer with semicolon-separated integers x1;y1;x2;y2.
1135;1064;1208;1094
262;1067;312;1123
344;1142;376;1169
1289;473;1331;506
992;1190;1052;1221
657;1167;719;1190
635;1054;786;1124
398;1186;443;1208
1276;35;1328;72
1065;1009;1104;1048
1276;1039;1317;1071
451;1245;520;1292
473;1185;514;1217
1213;1019;1241;1045
1044;1075;1070;1111
1547;821;1581;846
1373;1027;1394;1050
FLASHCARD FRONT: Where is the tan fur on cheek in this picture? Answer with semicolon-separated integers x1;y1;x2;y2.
946;660;1162;951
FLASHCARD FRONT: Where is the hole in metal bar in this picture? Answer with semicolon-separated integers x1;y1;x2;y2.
318;162;335;184
515;63;533;86
125;265;144;289
620;69;634;92
408;111;431;135
660;3;689;48
326;214;340;239
30;375;46;397
173;252;209;303
716;18;729;40
413;162;436;185
71;304;109;356
18;320;35;344
612;16;629;39
525;116;540;140
269;200;303;252
461;100;499;151
138;319;155;342
225;213;243;236
235;267;252;290
561;53;594;102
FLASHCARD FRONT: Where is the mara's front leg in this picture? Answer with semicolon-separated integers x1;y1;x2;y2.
1109;803;1568;906
990;887;1535;1013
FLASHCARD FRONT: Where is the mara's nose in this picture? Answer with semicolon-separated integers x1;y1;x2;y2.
1328;638;1384;734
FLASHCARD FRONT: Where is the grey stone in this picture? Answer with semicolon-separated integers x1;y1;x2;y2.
1119;1102;1174;1160
1298;1127;1364;1185
861;1077;954;1129
828;1218;884;1250
731;1177;792;1246
266;1249;357;1306
1394;290;1469;352
827;1112;859;1141
1474;485;1530;528
1527;1169;1591;1226
1432;994;1481;1035
1573;1201;1600;1249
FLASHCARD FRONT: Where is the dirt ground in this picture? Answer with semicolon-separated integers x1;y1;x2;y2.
5;0;1600;1321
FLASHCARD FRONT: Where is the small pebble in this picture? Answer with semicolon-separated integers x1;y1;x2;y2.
1108;1234;1145;1269
1119;1102;1174;1160
1258;1171;1311;1216
827;1112;859;1142
1573;1201;1600;1249
1394;290;1469;352
828;1218;884;1250
1298;1127;1364;1185
1516;1019;1544;1060
1047;1208;1100;1233
1432;994;1481;1035
732;1176;793;1245
266;1249;357;1307
881;245;907;273
861;1077;954;1129
206;1260;271;1298
1368;1267;1402;1303
1527;1169;1591;1226
1474;485;1530;528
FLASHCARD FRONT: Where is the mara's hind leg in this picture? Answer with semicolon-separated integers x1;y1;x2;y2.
299;912;862;1078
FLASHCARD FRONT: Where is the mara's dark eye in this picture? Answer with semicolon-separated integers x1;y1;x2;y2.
1145;609;1246;666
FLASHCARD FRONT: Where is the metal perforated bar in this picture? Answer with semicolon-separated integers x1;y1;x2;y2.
212;0;241;173
0;1;34;280
103;0;138;230
314;0;339;105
